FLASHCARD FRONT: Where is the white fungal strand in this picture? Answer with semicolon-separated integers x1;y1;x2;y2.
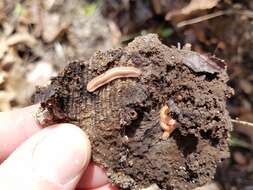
87;66;142;92
160;105;177;139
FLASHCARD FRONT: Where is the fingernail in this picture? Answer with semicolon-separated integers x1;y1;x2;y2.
33;124;91;185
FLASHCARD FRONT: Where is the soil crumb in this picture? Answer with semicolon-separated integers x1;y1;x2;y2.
33;34;233;190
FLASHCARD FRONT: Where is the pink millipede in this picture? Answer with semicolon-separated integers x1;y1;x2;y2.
87;66;142;92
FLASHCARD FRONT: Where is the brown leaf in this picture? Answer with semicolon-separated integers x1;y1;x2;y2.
182;51;225;74
0;71;7;86
0;91;15;111
42;12;69;43
166;0;220;20
0;38;8;59
6;33;37;47
181;0;219;15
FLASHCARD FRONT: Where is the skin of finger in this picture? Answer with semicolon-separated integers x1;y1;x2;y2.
77;162;109;188
76;183;119;190
0;105;41;162
0;125;91;190
0;126;60;190
0;105;116;189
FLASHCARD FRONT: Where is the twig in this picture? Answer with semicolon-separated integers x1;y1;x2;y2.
177;9;253;28
237;10;253;18
231;119;253;128
177;10;231;28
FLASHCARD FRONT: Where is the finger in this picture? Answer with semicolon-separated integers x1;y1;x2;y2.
0;124;91;190
0;105;41;162
77;162;109;189
0;105;117;189
80;184;119;190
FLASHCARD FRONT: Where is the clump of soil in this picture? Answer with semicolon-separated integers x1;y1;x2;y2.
33;34;233;190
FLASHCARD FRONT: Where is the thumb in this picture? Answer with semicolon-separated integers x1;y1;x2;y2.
0;124;91;190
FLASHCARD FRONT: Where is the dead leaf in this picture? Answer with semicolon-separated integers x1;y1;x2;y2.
2;47;22;66
27;61;57;86
182;51;225;74
166;0;220;20
0;38;8;59
42;12;69;43
239;80;253;95
181;0;219;15
152;0;162;15
108;21;122;46
0;91;15;111
0;71;7;86
6;33;37;47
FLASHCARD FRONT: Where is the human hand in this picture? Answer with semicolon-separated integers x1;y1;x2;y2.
0;105;118;190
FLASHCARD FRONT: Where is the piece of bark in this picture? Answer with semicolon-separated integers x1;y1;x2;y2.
33;34;233;190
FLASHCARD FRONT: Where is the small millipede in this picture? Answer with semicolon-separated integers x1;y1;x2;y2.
87;66;142;92
160;105;176;139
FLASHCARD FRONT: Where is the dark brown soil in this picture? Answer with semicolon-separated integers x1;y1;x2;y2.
33;34;233;190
